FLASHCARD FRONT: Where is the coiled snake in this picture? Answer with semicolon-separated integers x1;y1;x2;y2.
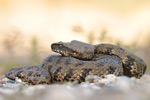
6;40;147;85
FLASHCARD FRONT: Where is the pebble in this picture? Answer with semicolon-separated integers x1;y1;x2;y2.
7;80;16;84
85;75;101;83
15;77;22;83
104;74;117;82
3;83;24;89
0;78;9;84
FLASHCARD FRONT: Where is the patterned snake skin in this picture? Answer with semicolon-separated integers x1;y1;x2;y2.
5;40;147;85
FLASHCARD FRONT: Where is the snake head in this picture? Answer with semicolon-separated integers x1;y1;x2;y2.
51;40;95;60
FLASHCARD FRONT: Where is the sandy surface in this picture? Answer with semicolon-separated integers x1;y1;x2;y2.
0;75;5;80
0;74;150;100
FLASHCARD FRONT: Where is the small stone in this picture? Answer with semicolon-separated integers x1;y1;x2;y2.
85;75;101;83
0;78;9;84
3;83;23;89
15;77;23;83
97;78;111;86
104;74;117;82
7;80;16;84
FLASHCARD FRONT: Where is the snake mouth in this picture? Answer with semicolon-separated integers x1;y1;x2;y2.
51;43;77;57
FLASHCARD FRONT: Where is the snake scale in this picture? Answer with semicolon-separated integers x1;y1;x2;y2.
6;40;147;85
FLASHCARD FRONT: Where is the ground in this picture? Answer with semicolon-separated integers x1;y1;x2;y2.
0;74;150;100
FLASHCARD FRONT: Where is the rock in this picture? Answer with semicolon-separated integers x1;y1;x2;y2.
3;83;24;89
104;74;117;82
0;78;9;84
7;80;16;84
15;77;23;83
85;75;102;83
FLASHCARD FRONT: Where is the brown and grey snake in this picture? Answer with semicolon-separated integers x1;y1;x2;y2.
5;40;147;85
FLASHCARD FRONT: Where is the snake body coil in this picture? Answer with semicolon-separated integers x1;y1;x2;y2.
6;40;147;85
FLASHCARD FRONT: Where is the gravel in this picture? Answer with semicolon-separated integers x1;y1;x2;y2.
0;74;150;100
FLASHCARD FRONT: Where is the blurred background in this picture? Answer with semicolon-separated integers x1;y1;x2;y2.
0;0;150;75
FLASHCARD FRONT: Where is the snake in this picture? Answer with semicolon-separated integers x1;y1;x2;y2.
5;40;147;85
